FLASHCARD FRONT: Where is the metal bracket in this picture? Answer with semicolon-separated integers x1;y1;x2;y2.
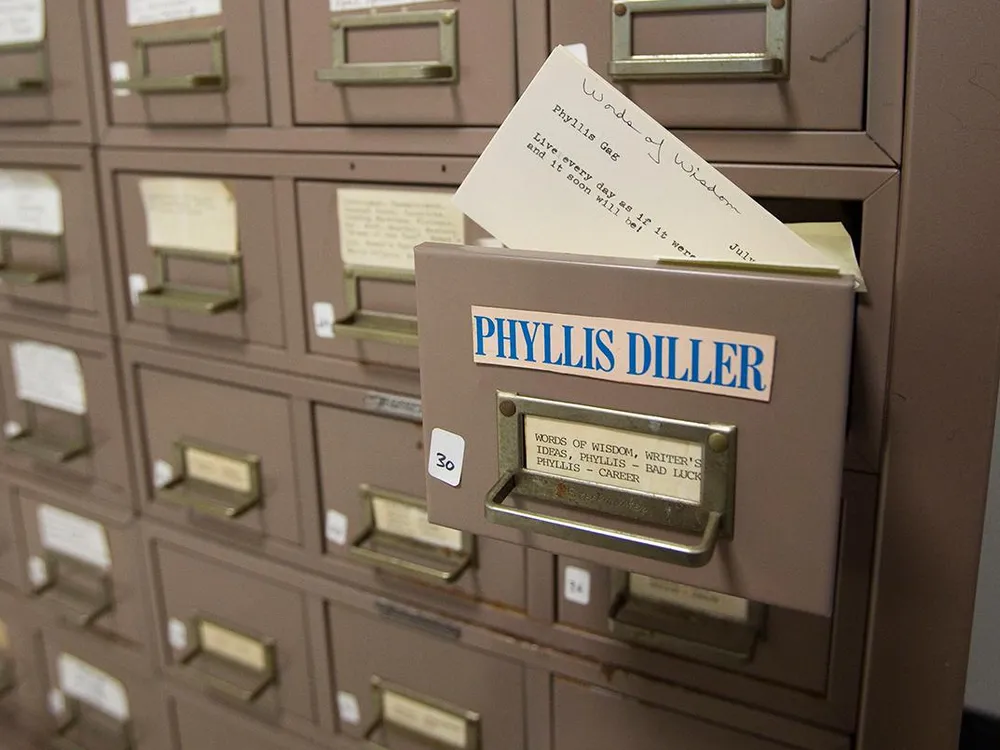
0;229;66;284
136;246;243;315
5;402;90;463
155;438;262;519
179;616;276;704
333;265;419;346
34;552;113;628
363;676;481;750
113;27;227;93
0;40;49;94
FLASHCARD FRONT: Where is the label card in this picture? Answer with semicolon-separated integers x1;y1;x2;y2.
563;565;591;606
27;554;47;588
127;0;221;26
184;446;253;494
198;621;268;673
363;392;422;421
128;273;148;305
139;178;238;256
331;0;441;11
0;170;63;236
0;0;44;46
167;618;188;651
382;689;468;749
325;510;348;546
153;459;175;490
37;504;112;570
312;301;335;339
58;653;130;722
427;428;465;487
524;415;703;502
337;188;464;273
337;691;361;725
371;494;464;552
48;688;66;717
472;306;776;402
629;574;750;623
10;341;87;414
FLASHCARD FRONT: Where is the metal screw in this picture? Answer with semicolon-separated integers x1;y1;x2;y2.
443;11;454;23
771;0;785;9
499;400;517;417
708;432;729;453
614;3;627;16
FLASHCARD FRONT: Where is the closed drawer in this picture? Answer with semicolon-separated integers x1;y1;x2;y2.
316;403;526;611
329;601;527;747
19;487;146;649
0;610;44;723
549;0;866;131
289;0;516;127
98;0;269;128
0;148;112;333
0;322;133;511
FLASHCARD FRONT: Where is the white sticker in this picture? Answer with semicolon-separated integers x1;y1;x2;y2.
139;178;238;256
109;60;131;97
0;170;63;236
153;459;175;490
10;341;87;415
331;0;439;10
325;510;348;546
47;688;66;717
337;188;465;273
127;0;221;27
563;565;591;606
128;274;148;306
27;554;48;588
0;0;44;46
167;618;188;651
562;43;589;66
312;302;336;339
58;653;130;722
3;420;22;438
427;428;465;488
337;691;361;725
38;505;112;571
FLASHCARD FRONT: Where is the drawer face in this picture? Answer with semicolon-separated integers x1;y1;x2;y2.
19;487;146;648
169;691;318;750
113;171;284;350
99;0;269;127
289;0;517;126
0;481;24;594
316;404;526;609
549;0;866;131
136;365;302;549
0;612;44;718
0;0;90;128
153;543;315;727
554;678;794;749
329;602;526;747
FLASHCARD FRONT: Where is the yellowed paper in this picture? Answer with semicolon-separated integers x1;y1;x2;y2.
787;222;867;292
139;177;238;256
10;341;87;415
58;653;130;722
372;495;464;552
0;0;44;46
128;0;220;26
0;169;62;235
629;574;750;623
185;446;253;494
199;621;268;672
38;504;111;570
382;690;468;749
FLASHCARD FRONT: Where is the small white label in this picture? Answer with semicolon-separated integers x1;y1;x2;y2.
109;60;130;97
337;691;361;725
47;688;66;717
128;274;148;306
0;170;63;236
10;341;87;415
331;0;439;10
325;510;348;546
3;420;22;438
27;554;48;588
58;653;130;722
0;0;44;46
139;178;238;256
563;565;591;605
563;43;589;66
427;428;465;488
127;0;221;26
629;574;751;623
38;504;112;571
312;302;336;339
153;459;175;490
167;618;188;651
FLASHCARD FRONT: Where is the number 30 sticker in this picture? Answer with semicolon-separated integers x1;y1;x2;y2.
427;428;465;487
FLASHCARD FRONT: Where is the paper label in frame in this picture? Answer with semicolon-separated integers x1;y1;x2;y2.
0;170;63;236
629;574;751;623
371;495;464;552
139;178;238;256
0;618;8;651
472;306;776;402
331;0;443;11
58;653;130;722
337;188;464;273
184;446;253;494
363;391;422;421
198;621;268;673
382;689;468;749
37;505;111;571
0;0;44;46
127;0;221;27
10;341;87;415
524;415;703;502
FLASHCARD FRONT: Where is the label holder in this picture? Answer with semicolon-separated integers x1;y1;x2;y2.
364;676;481;750
0;229;66;285
112;27;227;94
333;265;419;346
155;438;262;519
5;401;90;464
179;615;276;704
136;245;244;315
33;551;113;628
486;392;736;568
53;695;133;750
0;40;49;94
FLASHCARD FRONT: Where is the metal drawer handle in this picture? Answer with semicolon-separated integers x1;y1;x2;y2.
0;41;49;95
34;553;113;628
5;403;90;463
54;699;133;750
155;439;262;519
363;676;481;750
179;617;276;704
0;230;66;285
334;265;419;346
316;9;458;86
609;0;790;81
113;28;227;93
136;246;244;315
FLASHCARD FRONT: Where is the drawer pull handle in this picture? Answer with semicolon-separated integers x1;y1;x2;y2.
316;9;458;86
54;698;133;750
364;676;481;750
136;247;244;315
609;0;790;81
5;405;90;463
180;617;276;704
113;28;228;93
350;485;475;583
0;230;66;285
155;439;262;519
0;41;49;95
33;553;113;628
334;265;419;346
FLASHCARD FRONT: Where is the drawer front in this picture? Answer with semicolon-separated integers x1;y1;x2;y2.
19;487;146;648
0;480;23;595
99;0;269;127
152;542;316;728
135;364;301;551
0;611;44;721
329;601;526;747
316;403;526;610
549;0;866;131
289;0;517;126
0;149;110;332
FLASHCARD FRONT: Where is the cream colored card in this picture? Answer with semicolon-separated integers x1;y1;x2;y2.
127;0;221;26
0;0;44;46
382;690;468;749
10;341;87;415
184;446;253;494
139;177;238;256
57;653;130;722
199;621;268;672
330;0;441;10
38;504;111;570
0;170;63;236
337;188;465;273
787;222;867;292
454;47;860;284
371;495;464;552
524;415;703;502
629;574;751;623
